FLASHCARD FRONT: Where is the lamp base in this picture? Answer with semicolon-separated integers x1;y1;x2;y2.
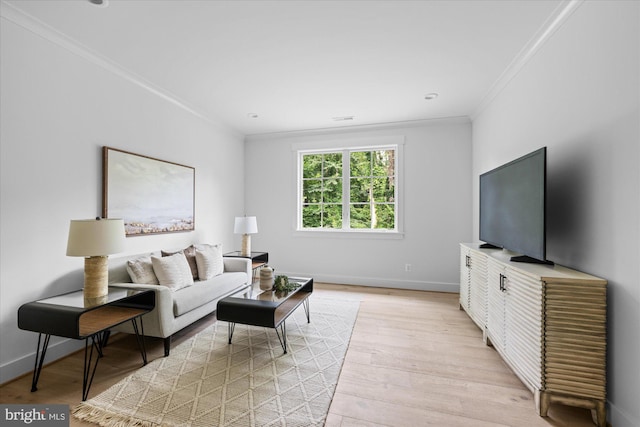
241;234;251;257
84;295;109;308
84;256;108;300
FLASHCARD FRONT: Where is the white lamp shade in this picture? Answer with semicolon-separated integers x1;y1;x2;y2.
66;218;126;257
234;216;258;234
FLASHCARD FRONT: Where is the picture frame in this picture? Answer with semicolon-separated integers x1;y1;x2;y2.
103;147;195;236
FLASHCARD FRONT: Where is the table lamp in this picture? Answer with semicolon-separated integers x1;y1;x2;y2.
67;218;125;303
234;216;258;256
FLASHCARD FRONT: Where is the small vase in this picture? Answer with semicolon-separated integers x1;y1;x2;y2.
259;266;274;291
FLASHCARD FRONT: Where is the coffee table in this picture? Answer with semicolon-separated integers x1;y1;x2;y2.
216;277;313;353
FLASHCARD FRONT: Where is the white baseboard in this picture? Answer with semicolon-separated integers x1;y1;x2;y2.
0;337;84;385
609;402;638;427
282;271;460;293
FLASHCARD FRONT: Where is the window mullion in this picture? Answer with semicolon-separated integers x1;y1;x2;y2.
342;149;350;231
370;153;374;229
320;154;325;228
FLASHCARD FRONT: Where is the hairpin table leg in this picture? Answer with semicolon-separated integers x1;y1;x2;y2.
30;333;51;392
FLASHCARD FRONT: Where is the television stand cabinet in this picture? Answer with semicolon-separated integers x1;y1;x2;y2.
459;243;607;426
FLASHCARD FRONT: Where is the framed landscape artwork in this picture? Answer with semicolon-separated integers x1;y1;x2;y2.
103;147;195;236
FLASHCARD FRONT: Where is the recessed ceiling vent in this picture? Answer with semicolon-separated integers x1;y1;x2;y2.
332;116;354;122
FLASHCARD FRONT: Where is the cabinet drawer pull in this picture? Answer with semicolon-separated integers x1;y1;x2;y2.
499;274;507;292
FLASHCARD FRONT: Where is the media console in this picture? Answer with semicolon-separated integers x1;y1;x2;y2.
460;243;607;426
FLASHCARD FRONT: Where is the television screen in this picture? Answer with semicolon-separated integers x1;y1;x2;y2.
479;147;547;263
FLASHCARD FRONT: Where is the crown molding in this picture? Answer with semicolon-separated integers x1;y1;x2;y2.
470;0;584;120
245;116;471;143
0;0;233;132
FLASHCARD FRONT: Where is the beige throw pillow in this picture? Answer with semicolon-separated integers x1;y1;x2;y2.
161;245;198;280
195;244;224;280
126;256;159;285
151;252;194;291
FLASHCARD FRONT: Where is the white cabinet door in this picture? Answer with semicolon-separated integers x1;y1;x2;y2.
468;250;488;329
459;246;471;311
486;258;506;351
503;267;543;391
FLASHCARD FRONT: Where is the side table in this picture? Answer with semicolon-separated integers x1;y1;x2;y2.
18;287;155;400
224;251;268;282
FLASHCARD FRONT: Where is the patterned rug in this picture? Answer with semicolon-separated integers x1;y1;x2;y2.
73;295;360;427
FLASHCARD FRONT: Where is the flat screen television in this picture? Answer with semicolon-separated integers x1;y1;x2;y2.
479;147;551;264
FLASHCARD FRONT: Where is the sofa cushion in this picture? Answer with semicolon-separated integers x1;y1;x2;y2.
162;245;198;280
152;252;194;291
173;272;247;316
195;244;224;280
126;256;159;285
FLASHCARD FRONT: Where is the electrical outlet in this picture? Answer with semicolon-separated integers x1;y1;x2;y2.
405;263;412;272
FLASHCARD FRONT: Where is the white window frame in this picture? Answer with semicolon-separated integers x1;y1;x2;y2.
293;136;404;239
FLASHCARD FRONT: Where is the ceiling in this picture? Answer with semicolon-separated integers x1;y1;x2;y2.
3;0;565;136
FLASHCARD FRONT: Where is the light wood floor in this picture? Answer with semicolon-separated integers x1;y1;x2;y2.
1;283;598;426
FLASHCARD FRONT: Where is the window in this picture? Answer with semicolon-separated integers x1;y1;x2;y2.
298;144;400;233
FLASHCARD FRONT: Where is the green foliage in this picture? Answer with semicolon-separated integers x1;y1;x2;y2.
349;204;371;228
273;275;300;292
302;149;396;230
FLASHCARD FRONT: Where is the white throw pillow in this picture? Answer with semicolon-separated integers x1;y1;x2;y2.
161;245;198;280
151;252;194;291
126;256;159;285
195;243;224;280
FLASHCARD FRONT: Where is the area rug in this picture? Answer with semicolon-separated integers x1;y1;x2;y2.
73;295;360;427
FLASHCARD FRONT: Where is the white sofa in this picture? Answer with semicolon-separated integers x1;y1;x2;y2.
108;247;251;356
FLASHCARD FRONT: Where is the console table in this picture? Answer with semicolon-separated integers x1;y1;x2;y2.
18;288;155;400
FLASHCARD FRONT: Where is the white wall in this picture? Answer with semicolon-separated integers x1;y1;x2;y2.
245;119;472;292
472;2;639;426
0;15;245;383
